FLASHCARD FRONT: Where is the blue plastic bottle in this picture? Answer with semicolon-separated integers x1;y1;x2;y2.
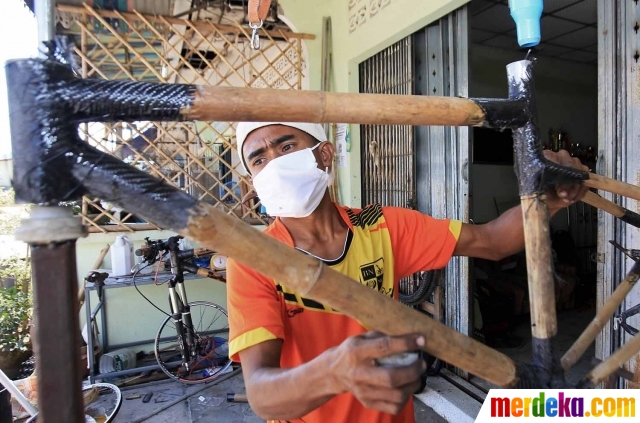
509;0;544;48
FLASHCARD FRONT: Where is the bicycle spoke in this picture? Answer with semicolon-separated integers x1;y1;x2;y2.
154;302;232;384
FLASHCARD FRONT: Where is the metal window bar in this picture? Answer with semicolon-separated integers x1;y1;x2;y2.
359;37;415;209
358;37;416;297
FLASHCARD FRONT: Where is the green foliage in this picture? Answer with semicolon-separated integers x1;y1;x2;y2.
0;256;31;291
0;287;31;353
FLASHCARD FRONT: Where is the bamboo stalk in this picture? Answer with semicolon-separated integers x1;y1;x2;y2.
87;223;159;233
179;202;519;387
585;173;640;202
562;261;640;370
581;191;640;228
520;194;558;371
580;331;640;387
187;87;487;127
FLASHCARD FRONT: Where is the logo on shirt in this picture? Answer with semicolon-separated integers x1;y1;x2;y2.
287;307;304;318
360;257;385;291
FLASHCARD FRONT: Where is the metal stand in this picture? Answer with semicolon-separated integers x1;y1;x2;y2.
14;206;87;423
84;272;222;383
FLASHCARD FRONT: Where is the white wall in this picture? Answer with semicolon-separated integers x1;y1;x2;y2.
0;159;12;188
469;45;597;224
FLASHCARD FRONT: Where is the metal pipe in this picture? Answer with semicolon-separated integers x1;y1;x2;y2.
16;206;87;423
35;0;54;47
91;361;180;381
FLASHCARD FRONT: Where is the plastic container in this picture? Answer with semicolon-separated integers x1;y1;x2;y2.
99;348;137;374
110;235;134;277
509;0;543;48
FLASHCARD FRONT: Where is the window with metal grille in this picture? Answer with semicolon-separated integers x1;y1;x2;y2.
359;37;416;209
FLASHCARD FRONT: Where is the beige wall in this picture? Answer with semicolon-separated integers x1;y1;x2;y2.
280;0;468;207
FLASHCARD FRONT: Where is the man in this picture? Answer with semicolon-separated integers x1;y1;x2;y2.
227;122;588;423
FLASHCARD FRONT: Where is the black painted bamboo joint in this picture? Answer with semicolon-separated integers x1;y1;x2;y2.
506;59;589;196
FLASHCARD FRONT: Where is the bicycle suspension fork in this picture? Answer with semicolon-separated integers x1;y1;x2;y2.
168;240;197;368
167;278;191;368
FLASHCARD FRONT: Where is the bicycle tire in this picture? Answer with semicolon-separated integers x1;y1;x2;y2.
399;270;439;306
154;300;232;384
26;382;122;423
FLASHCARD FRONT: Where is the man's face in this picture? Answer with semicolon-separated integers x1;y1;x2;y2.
242;124;333;177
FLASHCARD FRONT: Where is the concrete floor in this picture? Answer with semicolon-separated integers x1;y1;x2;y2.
113;371;445;423
496;308;596;386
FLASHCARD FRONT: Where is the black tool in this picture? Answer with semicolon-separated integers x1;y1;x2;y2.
142;393;153;403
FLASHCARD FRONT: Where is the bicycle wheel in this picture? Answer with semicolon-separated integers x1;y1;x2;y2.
154;301;232;384
26;382;122;423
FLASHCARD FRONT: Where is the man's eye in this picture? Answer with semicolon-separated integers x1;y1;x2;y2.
253;158;265;166
282;144;293;151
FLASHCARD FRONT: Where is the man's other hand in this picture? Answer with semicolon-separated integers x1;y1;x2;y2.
328;331;425;415
543;149;590;212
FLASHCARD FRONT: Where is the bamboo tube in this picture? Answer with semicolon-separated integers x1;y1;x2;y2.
179;202;520;387
585;173;640;202
562;261;640;370
188;87;487;127
581;331;640;387
581;191;640;228
521;195;557;340
520;194;559;376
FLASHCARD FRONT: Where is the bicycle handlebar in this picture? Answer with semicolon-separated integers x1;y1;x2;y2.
136;236;223;282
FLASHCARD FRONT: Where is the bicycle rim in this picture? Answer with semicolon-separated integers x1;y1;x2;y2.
26;383;122;423
155;301;232;384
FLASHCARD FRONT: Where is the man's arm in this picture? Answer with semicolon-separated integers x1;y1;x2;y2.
454;150;589;261
240;333;426;420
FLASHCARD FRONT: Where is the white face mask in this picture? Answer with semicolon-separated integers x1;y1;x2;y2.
252;143;332;218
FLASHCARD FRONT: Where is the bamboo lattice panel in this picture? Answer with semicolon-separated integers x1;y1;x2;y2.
55;4;309;232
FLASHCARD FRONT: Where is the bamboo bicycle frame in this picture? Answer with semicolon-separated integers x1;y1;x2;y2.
7;56;640;422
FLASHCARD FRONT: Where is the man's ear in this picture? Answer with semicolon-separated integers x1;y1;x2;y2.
319;141;335;168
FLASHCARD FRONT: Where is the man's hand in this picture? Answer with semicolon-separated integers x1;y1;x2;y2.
328;331;425;415
543;149;590;213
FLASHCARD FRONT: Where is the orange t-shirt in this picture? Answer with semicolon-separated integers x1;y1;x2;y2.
227;203;462;423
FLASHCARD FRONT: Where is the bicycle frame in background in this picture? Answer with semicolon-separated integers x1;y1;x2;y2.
135;236;232;384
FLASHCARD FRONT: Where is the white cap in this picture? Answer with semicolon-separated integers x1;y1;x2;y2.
236;122;327;172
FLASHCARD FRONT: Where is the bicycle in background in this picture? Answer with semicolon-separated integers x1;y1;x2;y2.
134;236;232;384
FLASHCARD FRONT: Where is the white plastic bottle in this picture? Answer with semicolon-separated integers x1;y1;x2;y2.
110;235;134;276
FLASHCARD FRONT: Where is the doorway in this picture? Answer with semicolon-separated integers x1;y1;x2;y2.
468;0;598;387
